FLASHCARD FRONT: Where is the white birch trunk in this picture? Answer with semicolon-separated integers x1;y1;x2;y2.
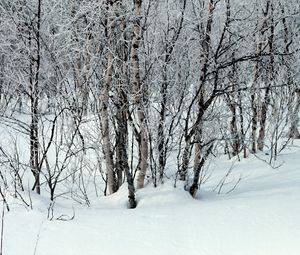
100;1;117;195
131;0;148;189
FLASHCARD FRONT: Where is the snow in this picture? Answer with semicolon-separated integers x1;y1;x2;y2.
3;144;300;255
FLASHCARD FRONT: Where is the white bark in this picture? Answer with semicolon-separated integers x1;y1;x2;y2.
131;0;148;189
100;1;117;195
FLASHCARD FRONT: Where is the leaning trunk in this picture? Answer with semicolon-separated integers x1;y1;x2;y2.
191;0;214;183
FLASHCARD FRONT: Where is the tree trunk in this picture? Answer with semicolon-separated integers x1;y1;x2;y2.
238;90;247;158
116;90;136;207
290;89;300;139
30;0;42;194
189;145;213;197
227;52;240;157
191;0;214;181
100;1;117;195
157;70;167;183
280;4;300;139
0;54;4;106
229;101;240;156
132;0;148;189
257;0;274;151
251;94;258;153
179;137;192;181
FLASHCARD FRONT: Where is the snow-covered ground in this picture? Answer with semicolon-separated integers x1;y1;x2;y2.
3;143;300;255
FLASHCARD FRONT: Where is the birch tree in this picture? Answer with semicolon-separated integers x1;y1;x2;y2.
99;0;117;195
131;0;148;189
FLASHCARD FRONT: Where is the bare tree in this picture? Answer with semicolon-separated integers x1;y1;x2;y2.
131;0;148;189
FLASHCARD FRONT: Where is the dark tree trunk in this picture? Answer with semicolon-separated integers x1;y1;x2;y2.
31;0;42;194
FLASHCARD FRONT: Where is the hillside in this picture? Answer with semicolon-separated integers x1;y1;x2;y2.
4;143;300;255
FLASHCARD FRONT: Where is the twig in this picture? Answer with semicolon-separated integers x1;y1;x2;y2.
56;207;75;221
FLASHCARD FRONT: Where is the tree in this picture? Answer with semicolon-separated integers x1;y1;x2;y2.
131;0;148;189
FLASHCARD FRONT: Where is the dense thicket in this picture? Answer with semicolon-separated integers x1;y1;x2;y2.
0;0;299;208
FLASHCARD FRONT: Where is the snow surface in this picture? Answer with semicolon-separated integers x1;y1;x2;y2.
3;143;300;255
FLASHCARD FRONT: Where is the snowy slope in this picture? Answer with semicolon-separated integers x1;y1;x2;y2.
3;143;300;255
